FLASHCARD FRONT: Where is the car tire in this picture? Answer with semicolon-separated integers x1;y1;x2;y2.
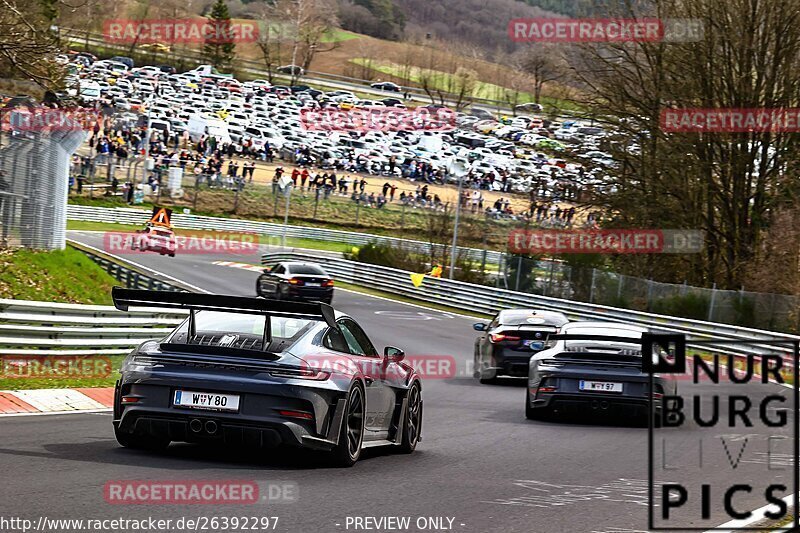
114;426;170;451
169;253;175;257
398;382;422;454
525;388;543;420
479;369;497;384
328;383;365;467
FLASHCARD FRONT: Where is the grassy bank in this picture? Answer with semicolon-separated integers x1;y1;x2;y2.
0;247;117;305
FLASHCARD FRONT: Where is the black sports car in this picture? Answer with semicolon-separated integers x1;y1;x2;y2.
111;288;422;467
257;261;334;304
526;321;677;421
473;309;569;383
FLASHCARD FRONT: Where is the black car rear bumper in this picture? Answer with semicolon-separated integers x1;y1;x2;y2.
114;377;348;451
531;391;653;417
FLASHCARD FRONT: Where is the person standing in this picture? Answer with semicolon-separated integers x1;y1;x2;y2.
300;167;309;191
273;167;284;195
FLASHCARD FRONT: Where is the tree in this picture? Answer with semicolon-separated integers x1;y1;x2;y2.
254;4;288;83
0;0;65;89
202;0;236;71
573;0;800;289
516;45;566;104
271;0;339;85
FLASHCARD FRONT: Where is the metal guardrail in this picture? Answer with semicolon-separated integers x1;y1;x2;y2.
262;251;800;360
67;238;198;292
0;299;185;356
0;242;191;357
66;205;503;264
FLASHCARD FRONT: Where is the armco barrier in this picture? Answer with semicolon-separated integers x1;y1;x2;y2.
262;251;800;360
67;239;197;293
66;205;502;264
0;299;186;356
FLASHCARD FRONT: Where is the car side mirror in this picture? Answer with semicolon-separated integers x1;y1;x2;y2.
473;323;488;331
384;346;405;362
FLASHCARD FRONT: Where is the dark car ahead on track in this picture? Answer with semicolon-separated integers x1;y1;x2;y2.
473;309;569;383
256;261;334;304
526;321;677;422
112;288;422;467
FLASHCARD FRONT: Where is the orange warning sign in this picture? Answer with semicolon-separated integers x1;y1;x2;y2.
149;207;173;228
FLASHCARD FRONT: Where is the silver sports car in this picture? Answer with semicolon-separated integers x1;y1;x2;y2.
526;321;677;422
111;288;422;467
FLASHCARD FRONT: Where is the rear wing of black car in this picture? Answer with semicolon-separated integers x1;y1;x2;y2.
112;287;337;329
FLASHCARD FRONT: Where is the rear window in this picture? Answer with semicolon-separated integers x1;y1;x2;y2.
169;311;314;349
502;313;565;327
288;264;326;275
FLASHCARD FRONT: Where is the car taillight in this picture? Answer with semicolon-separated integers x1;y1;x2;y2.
269;368;330;381
489;333;521;343
277;409;314;420
287;278;305;286
323;279;334;287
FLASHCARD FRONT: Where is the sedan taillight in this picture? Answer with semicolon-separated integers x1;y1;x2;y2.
323;279;334;287
489;333;521;343
287;278;304;286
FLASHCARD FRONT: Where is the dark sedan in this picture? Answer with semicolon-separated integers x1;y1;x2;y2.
526;321;677;422
111;288;422;467
473;309;569;383
256;261;333;304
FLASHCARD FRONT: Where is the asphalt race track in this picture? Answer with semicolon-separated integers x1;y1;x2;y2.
0;231;793;533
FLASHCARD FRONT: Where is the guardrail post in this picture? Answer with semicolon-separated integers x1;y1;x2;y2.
515;255;523;291
646;279;654;311
589;268;597;303
708;283;717;322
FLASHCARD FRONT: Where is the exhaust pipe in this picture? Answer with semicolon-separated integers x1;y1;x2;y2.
600;401;609;410
189;419;203;433
204;420;218;435
591;400;600;410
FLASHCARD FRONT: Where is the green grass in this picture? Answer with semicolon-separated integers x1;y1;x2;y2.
68;187;517;251
0;355;123;391
0;247;117;305
320;28;360;43
67;220;353;254
350;58;583;112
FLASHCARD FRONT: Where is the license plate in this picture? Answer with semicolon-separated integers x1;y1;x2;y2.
305;283;321;287
523;340;544;350
579;380;623;393
174;390;240;412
